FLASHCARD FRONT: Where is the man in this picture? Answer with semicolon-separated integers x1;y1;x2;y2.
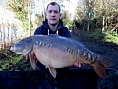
34;2;71;37
26;2;81;69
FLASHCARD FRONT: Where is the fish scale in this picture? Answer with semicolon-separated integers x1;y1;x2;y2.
34;45;75;68
33;35;84;58
34;38;82;63
10;35;114;78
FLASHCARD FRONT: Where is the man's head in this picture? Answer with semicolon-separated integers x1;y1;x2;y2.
45;2;61;26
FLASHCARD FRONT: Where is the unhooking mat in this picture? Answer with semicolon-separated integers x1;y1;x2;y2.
0;68;117;89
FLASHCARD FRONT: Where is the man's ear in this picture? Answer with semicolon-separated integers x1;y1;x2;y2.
45;12;46;16
45;12;47;19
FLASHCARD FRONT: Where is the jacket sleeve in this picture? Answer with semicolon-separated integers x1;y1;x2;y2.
63;27;71;37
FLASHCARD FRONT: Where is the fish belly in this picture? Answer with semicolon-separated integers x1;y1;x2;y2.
34;47;77;68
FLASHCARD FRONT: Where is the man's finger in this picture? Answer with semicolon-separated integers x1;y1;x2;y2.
78;62;81;68
25;54;29;60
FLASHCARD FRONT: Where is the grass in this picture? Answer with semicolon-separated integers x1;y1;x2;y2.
0;50;32;71
104;32;118;44
84;29;118;44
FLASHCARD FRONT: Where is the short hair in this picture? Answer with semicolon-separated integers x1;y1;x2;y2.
46;2;61;12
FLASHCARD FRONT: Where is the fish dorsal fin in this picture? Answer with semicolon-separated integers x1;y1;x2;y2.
48;67;57;78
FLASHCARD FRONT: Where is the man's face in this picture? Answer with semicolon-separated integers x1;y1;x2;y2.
46;4;61;26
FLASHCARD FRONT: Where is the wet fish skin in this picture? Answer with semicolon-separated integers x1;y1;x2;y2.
10;35;114;79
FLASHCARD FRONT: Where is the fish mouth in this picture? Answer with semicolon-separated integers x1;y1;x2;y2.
10;46;15;52
10;46;29;55
10;46;20;54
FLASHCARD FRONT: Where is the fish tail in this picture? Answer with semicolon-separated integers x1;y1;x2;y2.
97;55;114;67
93;63;106;79
92;54;114;78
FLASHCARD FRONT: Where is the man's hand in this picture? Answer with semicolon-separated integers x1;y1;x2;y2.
25;52;37;62
74;61;85;68
25;53;29;60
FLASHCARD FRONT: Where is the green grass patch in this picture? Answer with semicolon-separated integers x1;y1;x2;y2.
104;31;118;44
0;50;32;71
84;30;104;40
84;29;118;44
0;55;22;70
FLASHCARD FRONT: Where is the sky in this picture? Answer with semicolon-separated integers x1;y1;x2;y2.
0;0;9;6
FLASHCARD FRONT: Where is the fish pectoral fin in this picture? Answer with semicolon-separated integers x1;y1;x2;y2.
48;67;57;78
29;53;36;70
93;63;106;79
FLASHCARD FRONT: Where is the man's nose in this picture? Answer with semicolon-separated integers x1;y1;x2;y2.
51;12;55;16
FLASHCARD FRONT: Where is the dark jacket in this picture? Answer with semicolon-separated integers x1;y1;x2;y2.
34;19;71;37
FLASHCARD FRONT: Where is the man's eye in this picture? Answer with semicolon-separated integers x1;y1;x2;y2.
54;11;58;13
48;11;52;13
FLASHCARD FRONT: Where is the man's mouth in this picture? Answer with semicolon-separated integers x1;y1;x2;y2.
50;19;56;20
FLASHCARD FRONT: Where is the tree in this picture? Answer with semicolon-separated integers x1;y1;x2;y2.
7;0;29;32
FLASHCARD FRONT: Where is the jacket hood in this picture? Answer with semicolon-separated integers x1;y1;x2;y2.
42;19;64;30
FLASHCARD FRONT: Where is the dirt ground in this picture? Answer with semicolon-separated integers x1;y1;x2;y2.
71;30;118;70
